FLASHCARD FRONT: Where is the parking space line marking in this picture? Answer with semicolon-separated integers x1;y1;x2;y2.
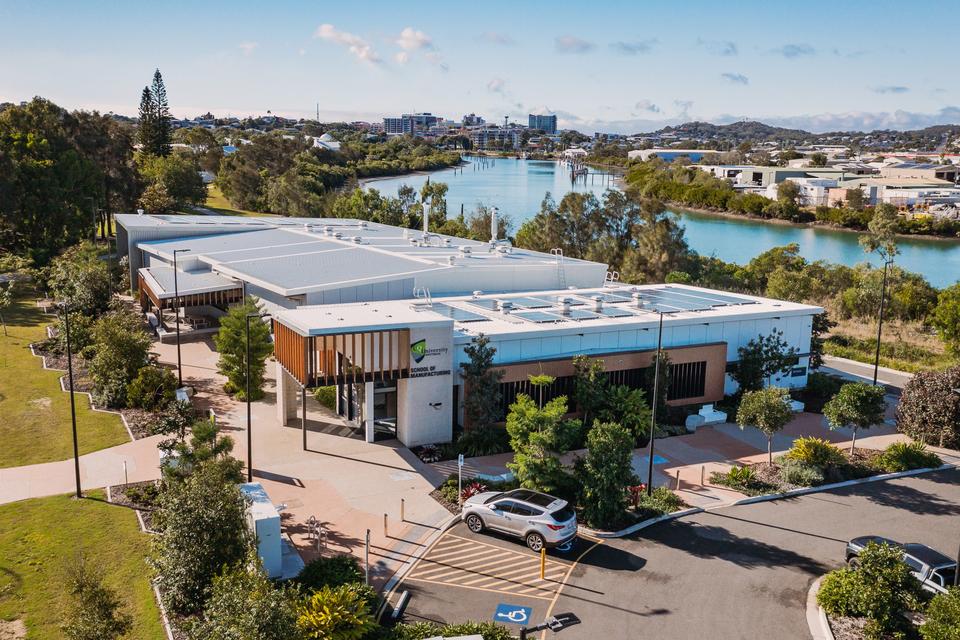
425;541;489;558
418;555;538;583
425;540;476;556
417;546;500;567
412;548;528;574
404;575;555;601
539;538;606;640
460;562;565;590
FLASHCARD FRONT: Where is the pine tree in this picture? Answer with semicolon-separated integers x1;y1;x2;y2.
150;69;172;156
461;334;503;431
137;86;155;152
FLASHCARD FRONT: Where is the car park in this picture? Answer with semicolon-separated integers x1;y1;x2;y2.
846;535;957;594
461;488;577;551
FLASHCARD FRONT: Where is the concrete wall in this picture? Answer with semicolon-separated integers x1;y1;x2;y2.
397;325;454;446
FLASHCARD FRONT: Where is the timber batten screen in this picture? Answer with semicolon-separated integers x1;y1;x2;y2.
137;272;243;311
272;320;411;387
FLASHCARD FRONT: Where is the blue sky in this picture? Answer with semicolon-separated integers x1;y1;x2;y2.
1;0;957;133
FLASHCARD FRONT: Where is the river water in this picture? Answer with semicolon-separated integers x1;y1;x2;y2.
364;157;960;288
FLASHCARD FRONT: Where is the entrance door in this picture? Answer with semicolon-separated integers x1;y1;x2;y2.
372;381;397;440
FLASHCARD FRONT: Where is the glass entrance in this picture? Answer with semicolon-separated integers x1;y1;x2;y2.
372;381;397;440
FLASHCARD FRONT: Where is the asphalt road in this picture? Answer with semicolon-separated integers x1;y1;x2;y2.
821;355;913;391
392;469;960;639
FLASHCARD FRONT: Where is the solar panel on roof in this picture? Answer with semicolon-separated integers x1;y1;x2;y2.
583;292;633;304
430;303;489;323
514;310;566;323
560;309;600;321
467;299;499;310
507;296;554;309
599;307;636;318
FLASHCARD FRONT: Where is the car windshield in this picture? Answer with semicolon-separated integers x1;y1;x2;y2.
551;506;575;522
933;567;956;586
483;492;504;504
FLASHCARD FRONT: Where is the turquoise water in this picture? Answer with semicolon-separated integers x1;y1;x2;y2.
364;157;960;288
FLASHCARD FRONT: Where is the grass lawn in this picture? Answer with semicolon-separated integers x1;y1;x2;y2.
0;294;130;469
0;490;164;639
197;184;278;217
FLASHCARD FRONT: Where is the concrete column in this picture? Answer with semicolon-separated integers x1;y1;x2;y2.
364;382;375;443
275;362;298;425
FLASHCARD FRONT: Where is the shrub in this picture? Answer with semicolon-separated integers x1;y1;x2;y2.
784;437;845;467
61;555;133;640
460;481;487;501
710;466;780;496
726;466;756;484
896;366;960;449
314;386;336;410
126;365;177;411
390;621;513;640
455;426;510;458
877;441;943;473
48;312;96;355
921;588;960;640
296;555;363;592
214;297;273;401
817;568;862;618
579;421;636;529
779;459;825;487
296;583;378;640
123;482;161;508
88;306;151;408
632;486;686;520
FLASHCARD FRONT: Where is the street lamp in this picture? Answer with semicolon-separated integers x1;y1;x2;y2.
646;311;664;497
59;302;82;499
871;257;894;385
245;312;271;483
172;249;191;387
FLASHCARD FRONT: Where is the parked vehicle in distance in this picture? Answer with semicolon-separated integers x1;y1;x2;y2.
461;488;577;552
846;535;957;594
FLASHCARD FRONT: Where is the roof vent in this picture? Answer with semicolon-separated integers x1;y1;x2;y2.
443;237;452;247
352;236;362;244
447;255;456;265
409;238;420;246
592;296;603;312
558;297;572;315
358;221;368;229
499;300;513;314
323;226;333;235
333;232;343;239
472;290;483;298
458;245;472;256
632;292;644;308
495;245;511;255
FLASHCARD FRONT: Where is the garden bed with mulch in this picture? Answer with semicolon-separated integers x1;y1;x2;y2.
110;480;162;532
827;612;921;640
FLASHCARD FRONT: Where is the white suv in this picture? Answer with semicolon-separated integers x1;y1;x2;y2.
461;488;577;551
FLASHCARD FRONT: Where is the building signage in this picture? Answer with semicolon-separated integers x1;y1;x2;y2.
410;338;449;364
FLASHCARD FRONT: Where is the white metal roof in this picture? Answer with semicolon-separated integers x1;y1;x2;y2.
275;283;823;339
138;266;240;298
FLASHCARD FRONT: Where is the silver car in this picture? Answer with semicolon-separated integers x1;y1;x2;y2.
461;488;577;552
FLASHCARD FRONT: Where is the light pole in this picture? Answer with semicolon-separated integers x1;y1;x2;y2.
872;258;893;386
646;312;664;497
60;302;82;498
245;312;271;483
172;249;190;387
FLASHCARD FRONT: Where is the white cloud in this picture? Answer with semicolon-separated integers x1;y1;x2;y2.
555;35;594;54
673;99;694;114
873;85;909;94
610;39;657;55
721;72;749;85
773;43;815;58
394;51;410;64
487;77;507;95
238;41;259;56
424;51;448;72
314;23;381;64
396;26;433;51
479;31;515;46
697;39;738;56
634;99;660;113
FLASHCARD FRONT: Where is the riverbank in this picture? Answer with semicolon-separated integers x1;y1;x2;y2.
668;202;960;245
358;157;469;187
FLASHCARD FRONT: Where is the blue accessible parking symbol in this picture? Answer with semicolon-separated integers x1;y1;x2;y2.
494;603;532;625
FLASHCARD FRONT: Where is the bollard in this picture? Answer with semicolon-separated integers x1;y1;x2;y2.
675;469;681;490
123;460;128;488
384;513;388;538
401;498;405;522
540;547;546;580
701;465;705;486
365;529;370;586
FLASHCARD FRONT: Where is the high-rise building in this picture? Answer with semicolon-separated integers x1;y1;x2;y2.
462;113;485;127
383;112;443;135
528;113;558;134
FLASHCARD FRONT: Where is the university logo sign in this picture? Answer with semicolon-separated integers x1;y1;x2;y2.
410;339;427;363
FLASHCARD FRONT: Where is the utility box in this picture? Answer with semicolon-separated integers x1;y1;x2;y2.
239;482;282;578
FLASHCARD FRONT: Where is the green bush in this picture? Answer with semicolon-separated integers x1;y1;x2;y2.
784;436;845;467
817;541;922;638
804;372;845;411
877;441;943;473
126;365;177;411
295;554;363;593
314;386;336;411
780;459;825;487
390;621;514;640
710;465;780;496
48;312;96;355
455;426;510;458
817;567;862;618
726;466;756;484
632;486;686;520
296;583;378;640
921;588;960;640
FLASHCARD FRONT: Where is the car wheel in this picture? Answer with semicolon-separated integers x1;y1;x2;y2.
526;532;545;552
847;556;860;569
466;514;484;533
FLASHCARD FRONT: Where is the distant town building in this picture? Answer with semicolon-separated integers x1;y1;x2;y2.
879;162;959;184
469;127;520;150
462;113;485;127
528;114;558;134
383;112;443;136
